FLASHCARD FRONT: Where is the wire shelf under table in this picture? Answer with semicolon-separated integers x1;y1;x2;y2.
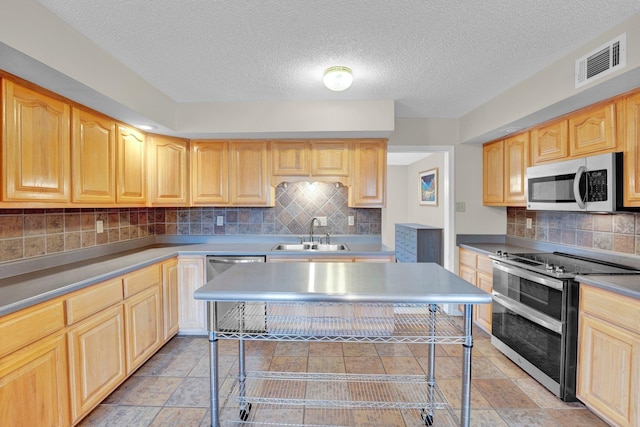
219;371;458;426
214;302;466;344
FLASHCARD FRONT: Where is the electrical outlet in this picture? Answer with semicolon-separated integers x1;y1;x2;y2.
96;220;104;234
216;216;224;226
348;216;355;226
526;218;533;229
317;216;327;226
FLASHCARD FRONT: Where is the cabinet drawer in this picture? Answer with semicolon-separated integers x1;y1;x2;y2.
477;255;493;275
459;249;477;269
123;264;162;298
0;299;65;357
66;278;123;325
580;284;640;334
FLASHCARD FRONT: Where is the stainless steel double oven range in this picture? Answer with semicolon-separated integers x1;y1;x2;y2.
490;250;640;401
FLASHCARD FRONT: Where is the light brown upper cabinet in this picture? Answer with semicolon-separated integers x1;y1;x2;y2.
624;90;640;207
271;140;350;185
483;132;529;206
349;139;386;207
569;100;620;158
116;124;146;205
147;134;190;206
311;141;350;176
71;108;116;204
229;140;274;206
191;140;229;205
482;139;504;205
2;79;71;202
272;140;310;176
191;140;273;206
504;132;529;205
531;119;568;165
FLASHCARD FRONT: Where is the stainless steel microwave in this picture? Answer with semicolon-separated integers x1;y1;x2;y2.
526;152;623;212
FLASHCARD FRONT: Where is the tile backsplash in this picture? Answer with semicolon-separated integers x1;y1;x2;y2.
507;207;640;255
0;183;380;263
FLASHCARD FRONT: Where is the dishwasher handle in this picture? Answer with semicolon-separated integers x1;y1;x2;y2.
207;256;265;264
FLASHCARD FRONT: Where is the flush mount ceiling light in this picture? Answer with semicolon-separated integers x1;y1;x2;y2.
323;66;353;91
135;124;157;131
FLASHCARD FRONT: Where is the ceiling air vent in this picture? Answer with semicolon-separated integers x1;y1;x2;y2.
575;33;626;88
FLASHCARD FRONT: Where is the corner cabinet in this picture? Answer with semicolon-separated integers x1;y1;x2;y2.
2;79;71;202
116;124;146;205
349;139;387;207
71;108;117;204
395;223;443;265
148;134;190;206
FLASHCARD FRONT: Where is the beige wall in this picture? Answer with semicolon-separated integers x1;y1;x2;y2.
461;12;640;144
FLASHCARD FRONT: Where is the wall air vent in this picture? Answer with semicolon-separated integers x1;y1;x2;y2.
575;33;626;88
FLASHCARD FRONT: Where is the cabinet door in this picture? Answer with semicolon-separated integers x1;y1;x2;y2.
531;119;568;164
191;140;229;205
67;305;126;424
311;141;349;176
475;271;493;333
116;124;146;204
503;133;529;205
148;134;189;206
0;333;70;427
177;256;207;334
162;258;180;341
624;91;640;207
124;285;162;373
2;80;70;202
229;140;273;206
578;313;640;427
71;108;116;204
569;101;619;158
349;140;386;207
482;140;504;205
272;141;309;176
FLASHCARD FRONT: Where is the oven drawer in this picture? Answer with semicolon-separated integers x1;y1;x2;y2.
580;284;640;334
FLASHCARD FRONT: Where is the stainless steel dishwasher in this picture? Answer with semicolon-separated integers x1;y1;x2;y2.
205;255;266;331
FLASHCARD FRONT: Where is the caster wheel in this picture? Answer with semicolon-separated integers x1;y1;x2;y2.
420;409;433;426
239;403;252;421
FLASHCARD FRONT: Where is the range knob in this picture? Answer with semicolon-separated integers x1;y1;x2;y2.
555;265;566;274
545;263;555;271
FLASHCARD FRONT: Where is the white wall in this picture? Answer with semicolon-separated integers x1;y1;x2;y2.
406;153;445;228
382;166;408;247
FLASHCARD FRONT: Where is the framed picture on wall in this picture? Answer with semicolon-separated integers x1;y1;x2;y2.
419;168;438;206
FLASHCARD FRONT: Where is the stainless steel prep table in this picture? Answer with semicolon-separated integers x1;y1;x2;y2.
194;262;491;427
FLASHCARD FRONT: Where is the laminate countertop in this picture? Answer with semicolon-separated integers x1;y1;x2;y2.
0;240;393;317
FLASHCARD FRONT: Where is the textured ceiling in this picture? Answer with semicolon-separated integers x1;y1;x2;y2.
34;0;640;118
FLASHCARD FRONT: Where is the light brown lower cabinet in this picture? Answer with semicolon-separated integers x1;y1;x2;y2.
0;332;70;427
124;284;163;373
67;306;126;424
458;247;492;333
578;284;640;427
162;258;180;340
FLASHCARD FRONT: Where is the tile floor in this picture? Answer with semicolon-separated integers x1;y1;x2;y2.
78;326;608;427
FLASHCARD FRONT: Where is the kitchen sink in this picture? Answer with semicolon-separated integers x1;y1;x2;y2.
271;243;349;251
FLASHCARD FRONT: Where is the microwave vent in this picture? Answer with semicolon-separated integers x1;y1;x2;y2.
575;33;626;88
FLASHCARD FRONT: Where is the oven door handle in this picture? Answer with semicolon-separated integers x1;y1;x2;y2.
492;261;564;291
492;291;563;334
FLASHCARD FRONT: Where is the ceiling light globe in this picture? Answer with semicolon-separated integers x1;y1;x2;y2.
323;66;353;91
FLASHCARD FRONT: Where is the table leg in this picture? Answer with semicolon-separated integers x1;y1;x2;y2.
421;304;437;426
460;304;473;427
208;331;219;427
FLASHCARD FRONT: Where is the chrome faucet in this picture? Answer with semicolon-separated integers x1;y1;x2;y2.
309;217;319;242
